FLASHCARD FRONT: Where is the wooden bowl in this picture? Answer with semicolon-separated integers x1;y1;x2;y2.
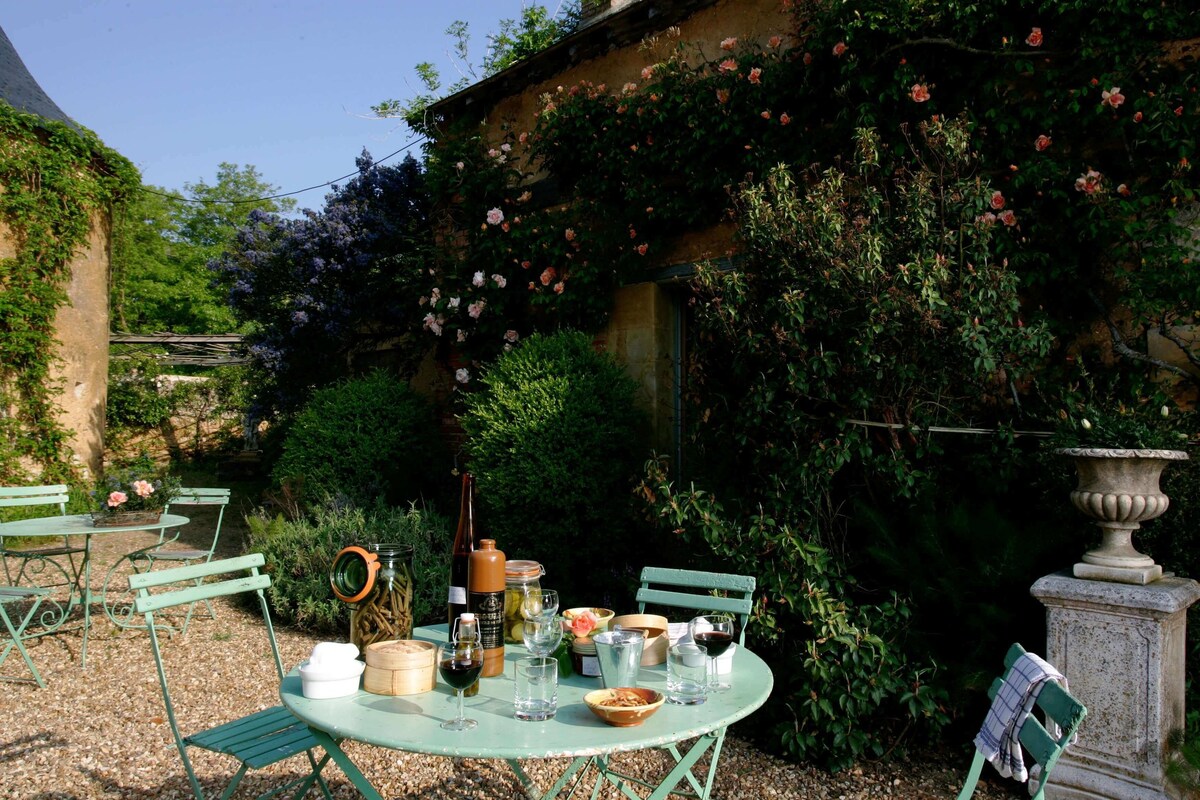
584;687;665;727
611;614;669;666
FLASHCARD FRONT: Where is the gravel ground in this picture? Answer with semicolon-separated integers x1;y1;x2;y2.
0;525;1025;799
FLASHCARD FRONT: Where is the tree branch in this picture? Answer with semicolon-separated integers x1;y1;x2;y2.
881;38;1068;58
1088;290;1197;383
1157;321;1200;371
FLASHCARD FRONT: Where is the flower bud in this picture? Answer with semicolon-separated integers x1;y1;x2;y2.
1161;405;1170;418
1081;419;1093;430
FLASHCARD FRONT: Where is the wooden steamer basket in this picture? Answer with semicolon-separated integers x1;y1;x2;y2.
363;639;436;695
611;613;669;666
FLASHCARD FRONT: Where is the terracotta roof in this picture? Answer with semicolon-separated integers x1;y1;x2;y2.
0;24;79;130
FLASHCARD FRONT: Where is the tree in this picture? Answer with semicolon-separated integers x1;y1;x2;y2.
211;151;431;418
111;163;294;333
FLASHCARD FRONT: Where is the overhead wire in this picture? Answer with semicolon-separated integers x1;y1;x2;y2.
138;135;428;206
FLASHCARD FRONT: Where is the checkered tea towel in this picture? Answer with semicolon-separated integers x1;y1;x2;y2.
972;652;1069;784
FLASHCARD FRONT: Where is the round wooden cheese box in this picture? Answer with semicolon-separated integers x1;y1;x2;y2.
363;639;436;696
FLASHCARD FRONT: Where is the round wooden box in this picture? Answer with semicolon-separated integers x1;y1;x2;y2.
363;639;436;696
611;613;669;666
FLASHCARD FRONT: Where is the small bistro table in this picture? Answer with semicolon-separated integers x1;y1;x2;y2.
0;512;189;666
281;624;774;799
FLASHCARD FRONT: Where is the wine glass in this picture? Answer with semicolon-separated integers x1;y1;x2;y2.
522;588;559;620
523;614;564;657
437;640;484;730
689;614;735;692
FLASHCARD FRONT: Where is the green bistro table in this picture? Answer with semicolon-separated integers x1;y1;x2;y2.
280;624;774;800
0;512;189;666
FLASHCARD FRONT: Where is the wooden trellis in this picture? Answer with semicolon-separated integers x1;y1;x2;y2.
108;333;249;367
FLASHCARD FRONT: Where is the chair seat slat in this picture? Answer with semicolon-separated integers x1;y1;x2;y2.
0;586;49;600
188;706;299;749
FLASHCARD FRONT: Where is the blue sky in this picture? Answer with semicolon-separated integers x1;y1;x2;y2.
4;1;539;211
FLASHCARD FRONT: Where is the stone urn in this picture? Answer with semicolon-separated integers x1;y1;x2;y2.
1056;447;1189;585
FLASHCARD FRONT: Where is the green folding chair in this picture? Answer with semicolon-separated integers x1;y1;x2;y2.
0;485;83;593
957;643;1087;800
592;566;756;800
0;585;50;687
130;554;333;800
144;487;231;634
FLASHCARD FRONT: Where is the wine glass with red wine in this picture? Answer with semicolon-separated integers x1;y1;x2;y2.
689;614;735;692
438;641;484;730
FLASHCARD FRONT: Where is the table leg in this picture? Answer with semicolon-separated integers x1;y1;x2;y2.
304;727;386;800
80;534;92;667
506;755;595;800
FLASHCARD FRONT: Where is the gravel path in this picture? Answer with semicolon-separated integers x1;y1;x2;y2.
0;526;1024;799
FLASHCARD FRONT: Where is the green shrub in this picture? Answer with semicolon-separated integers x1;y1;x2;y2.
272;370;443;506
461;331;648;605
247;501;451;632
106;354;177;431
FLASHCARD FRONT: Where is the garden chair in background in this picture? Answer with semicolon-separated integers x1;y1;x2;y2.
0;584;50;687
957;643;1087;800
131;553;333;800
142;487;230;634
591;566;756;800
0;485;82;592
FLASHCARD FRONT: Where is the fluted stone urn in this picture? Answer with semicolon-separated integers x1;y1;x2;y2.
1056;447;1189;585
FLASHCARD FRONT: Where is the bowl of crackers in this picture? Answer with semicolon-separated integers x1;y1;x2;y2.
583;687;665;727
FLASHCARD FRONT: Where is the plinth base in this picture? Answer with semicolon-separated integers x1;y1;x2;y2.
1073;561;1163;585
1031;572;1200;800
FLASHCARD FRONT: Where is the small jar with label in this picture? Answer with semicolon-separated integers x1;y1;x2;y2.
571;635;600;678
503;560;544;644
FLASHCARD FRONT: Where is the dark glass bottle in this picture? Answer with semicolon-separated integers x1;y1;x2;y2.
447;473;478;626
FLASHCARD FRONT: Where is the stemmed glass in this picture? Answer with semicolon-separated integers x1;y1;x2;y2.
689;614;735;692
522;613;564;657
522;588;559;621
437;640;484;730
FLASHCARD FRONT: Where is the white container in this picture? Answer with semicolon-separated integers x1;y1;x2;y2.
297;652;362;700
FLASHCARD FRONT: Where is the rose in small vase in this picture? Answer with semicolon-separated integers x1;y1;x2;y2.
92;466;180;526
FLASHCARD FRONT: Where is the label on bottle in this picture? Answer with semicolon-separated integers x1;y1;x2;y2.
469;590;505;650
581;655;600;677
447;585;466;605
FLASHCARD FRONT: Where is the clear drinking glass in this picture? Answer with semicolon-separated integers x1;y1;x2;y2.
514;656;558;721
666;643;708;705
689;614;735;692
437;641;483;731
522;614;564;657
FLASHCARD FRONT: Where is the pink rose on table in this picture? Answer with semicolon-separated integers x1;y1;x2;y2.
107;491;128;508
132;480;155;498
570;611;599;638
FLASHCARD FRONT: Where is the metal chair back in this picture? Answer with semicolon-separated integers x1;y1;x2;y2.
957;643;1087;800
636;565;755;644
130;554;332;800
0;485;79;588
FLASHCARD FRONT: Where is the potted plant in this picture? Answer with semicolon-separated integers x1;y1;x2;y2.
92;466;180;528
1052;402;1190;585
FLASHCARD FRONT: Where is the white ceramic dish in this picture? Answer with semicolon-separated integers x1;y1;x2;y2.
299;657;365;699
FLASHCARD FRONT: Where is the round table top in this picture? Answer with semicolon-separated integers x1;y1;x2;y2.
280;624;774;760
0;513;189;536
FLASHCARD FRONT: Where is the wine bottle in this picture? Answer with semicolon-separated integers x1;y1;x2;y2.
468;538;505;677
447;473;477;626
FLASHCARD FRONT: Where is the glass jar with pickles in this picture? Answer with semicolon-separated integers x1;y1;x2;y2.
503;560;544;643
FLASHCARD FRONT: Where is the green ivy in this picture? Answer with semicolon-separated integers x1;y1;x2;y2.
0;103;139;482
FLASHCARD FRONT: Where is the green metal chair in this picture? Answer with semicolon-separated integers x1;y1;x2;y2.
591;566;757;800
144;487;231;634
0;585;50;687
0;485;82;592
130;553;333;800
957;643;1087;800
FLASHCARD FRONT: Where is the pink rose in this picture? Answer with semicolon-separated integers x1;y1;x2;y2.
455;368;470;384
504;330;520;344
491;274;507;289
1101;87;1125;108
911;84;931;103
467;300;486;319
472;271;485;287
832;41;848;57
990;191;1005;210
715;89;730;104
553;281;565;295
570;611;599;638
1075;169;1103;194
977;212;998;226
565;228;576;242
768;35;783;49
107;491;128;508
1026;27;1043;47
748;67;762;85
718;58;737;74
998;209;1017;226
779;112;792;125
540;267;557;286
132;480;154;498
761;110;771;120
720;37;737;51
803;52;813;65
636;243;649;256
1034;134;1052;151
641;65;654;80
1133;111;1144;122
486;208;504;226
1117;183;1131;196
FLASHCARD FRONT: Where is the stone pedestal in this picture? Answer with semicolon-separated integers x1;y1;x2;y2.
1031;572;1200;800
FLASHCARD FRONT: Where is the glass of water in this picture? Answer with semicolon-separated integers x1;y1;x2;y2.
666;643;708;705
514;656;558;721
